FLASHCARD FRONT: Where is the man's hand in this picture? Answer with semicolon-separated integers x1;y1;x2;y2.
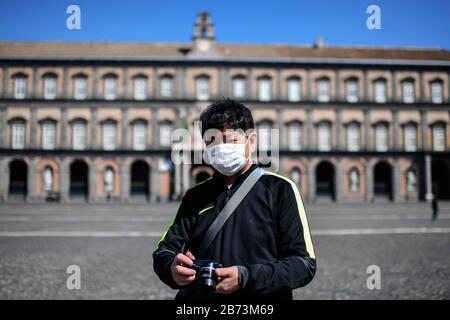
171;251;196;286
215;266;239;294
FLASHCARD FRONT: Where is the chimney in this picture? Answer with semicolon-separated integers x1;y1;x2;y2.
314;36;324;49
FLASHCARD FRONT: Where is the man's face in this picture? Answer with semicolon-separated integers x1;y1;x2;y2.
204;128;257;159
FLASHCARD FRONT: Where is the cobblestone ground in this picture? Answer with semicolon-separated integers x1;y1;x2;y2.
0;202;449;299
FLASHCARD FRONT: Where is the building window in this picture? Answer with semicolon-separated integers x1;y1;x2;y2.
196;76;210;100
11;121;26;149
430;81;443;104
159;122;173;147
317;78;330;102
103;167;115;193
14;76;27;99
74;76;88;100
258;77;272;101
403;124;417;151
104;76;117;100
72;121;86;150
134;77;147;100
288;122;302;150
43;166;54;192
348;168;360;193
42;121;56;150
346;79;358;103
287;78;301;102
160;75;173;97
43;75;57;100
133;121;147;150
402;80;415;103
258;121;272;151
232;76;246;98
432;124;446;151
374;79;387;103
317;122;331;151
102;122;117;150
346;122;360;151
375;123;389;151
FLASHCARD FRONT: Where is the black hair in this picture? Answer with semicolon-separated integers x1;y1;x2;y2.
199;98;254;136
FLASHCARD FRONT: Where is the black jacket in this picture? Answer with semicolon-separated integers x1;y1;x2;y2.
152;164;316;301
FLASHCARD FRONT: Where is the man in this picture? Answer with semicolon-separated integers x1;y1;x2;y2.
153;99;316;301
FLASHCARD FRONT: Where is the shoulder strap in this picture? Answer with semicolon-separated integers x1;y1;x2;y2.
196;167;265;257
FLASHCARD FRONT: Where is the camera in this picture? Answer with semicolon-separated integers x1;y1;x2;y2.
187;260;222;294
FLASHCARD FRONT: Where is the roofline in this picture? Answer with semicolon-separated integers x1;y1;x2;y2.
1;55;450;67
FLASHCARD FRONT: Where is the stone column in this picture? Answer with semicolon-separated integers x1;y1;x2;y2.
60;107;68;149
151;108;159;148
92;66;99;99
364;109;371;150
420;110;428;151
365;159;373;202
59;158;69;203
276;108;284;149
392;109;399;150
247;67;253;100
306;67;312;101
391;70;397;102
27;158;37;202
120;157;129;203
306;108;313;150
276;68;282;100
177;66;187;99
364;69;369;102
335;69;341;101
425;154;433;201
0;157;8;202
335;158;343;202
307;159;315;202
393;158;401;202
91;107;98;149
419;70;426;103
122;66;129;99
152;66;158;98
63;66;69;99
335;108;342;150
88;157;98;203
151;158;161;202
30;107;38;148
2;65;8;98
0;107;6;148
32;66;39;99
121;107;128;149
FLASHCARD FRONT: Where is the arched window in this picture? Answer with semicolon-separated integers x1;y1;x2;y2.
13;73;27;99
159;120;173;147
103;74;118;100
345;77;359;103
101;119;117;150
288;121;302;150
346;122;361;151
232;75;246;98
258;120;272;151
287;76;301;102
430;79;443;104
317;121;331;151
43;166;54;192
431;122;446;151
403;122;417;151
196;75;210;100
374;122;389;151
401;78;415;103
43;73;57;100
40;119;57;150
72;119;87;150
73;74;88;100
258;76;272;101
133;75;147;100
160;74;174;97
132;120;147;150
317;77;330;102
373;78;387;103
103;166;115;193
9;117;26;149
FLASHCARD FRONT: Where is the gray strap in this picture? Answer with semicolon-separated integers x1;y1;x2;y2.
196;167;265;256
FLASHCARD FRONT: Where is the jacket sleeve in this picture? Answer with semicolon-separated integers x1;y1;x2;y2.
240;180;316;294
152;191;195;290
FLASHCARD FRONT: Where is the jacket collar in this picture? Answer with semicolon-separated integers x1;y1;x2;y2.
212;163;259;191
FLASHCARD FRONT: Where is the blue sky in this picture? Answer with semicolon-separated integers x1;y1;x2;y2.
0;0;449;49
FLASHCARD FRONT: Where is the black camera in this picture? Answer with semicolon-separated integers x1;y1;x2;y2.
187;259;222;294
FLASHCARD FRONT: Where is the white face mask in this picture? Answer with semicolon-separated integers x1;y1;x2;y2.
206;141;250;176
